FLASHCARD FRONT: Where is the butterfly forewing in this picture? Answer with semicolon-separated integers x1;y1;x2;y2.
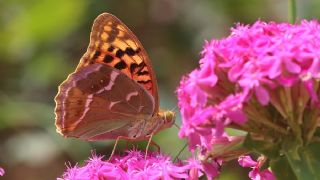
77;13;159;111
55;64;155;140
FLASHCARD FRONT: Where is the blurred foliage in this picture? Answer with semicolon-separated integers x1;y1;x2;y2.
0;0;319;179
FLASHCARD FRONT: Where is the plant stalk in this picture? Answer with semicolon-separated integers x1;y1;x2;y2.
289;0;297;24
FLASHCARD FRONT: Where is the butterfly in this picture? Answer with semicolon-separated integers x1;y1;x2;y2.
54;13;175;155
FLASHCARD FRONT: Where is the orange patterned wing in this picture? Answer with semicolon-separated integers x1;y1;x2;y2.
76;13;159;111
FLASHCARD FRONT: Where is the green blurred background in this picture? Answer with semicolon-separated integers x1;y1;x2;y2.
0;0;319;179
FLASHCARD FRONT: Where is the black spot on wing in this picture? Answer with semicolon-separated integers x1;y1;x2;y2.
114;61;127;70
130;62;146;74
138;62;146;69
116;49;125;58
137;71;149;75
93;51;101;59
125;47;136;56
137;80;151;84
103;55;114;63
108;46;115;52
130;63;139;73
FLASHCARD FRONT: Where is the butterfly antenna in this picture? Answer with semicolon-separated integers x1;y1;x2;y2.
170;105;178;113
174;123;180;130
173;143;188;163
169;105;181;129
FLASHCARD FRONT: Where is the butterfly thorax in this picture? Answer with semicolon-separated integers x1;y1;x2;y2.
132;110;175;140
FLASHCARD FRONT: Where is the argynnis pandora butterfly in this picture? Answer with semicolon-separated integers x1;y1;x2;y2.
54;13;175;154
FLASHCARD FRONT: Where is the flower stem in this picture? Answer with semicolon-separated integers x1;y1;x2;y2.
173;143;188;163
289;0;297;24
284;144;320;180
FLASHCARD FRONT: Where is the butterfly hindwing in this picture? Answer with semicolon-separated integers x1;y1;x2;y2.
55;64;155;140
77;13;159;110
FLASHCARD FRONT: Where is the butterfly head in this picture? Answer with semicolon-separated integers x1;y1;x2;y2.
158;110;175;130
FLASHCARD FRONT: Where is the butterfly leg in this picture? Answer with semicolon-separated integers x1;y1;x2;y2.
145;133;154;158
109;136;127;160
150;140;161;152
109;136;135;160
145;133;161;157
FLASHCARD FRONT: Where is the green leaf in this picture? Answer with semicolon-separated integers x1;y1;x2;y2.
282;134;302;160
314;128;320;138
285;142;320;180
243;133;281;158
270;155;297;180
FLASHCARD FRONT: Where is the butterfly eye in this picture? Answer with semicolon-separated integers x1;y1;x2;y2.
133;135;137;138
100;79;104;83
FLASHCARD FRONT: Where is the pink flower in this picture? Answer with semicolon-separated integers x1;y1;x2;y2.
59;150;216;180
0;167;4;176
178;20;320;179
185;158;204;179
185;157;221;180
238;156;275;180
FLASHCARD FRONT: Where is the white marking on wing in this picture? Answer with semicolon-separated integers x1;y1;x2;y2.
76;94;94;123
126;91;139;101
105;70;119;90
60;81;75;129
108;101;121;110
96;70;120;94
138;105;144;113
60;90;67;129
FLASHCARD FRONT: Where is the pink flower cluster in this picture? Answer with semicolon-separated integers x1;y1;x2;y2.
178;20;320;151
238;156;275;180
178;20;320;179
59;150;220;180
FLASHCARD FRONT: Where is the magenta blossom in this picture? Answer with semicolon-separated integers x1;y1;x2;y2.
178;20;320;179
59;150;219;180
0;167;4;176
238;156;275;180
